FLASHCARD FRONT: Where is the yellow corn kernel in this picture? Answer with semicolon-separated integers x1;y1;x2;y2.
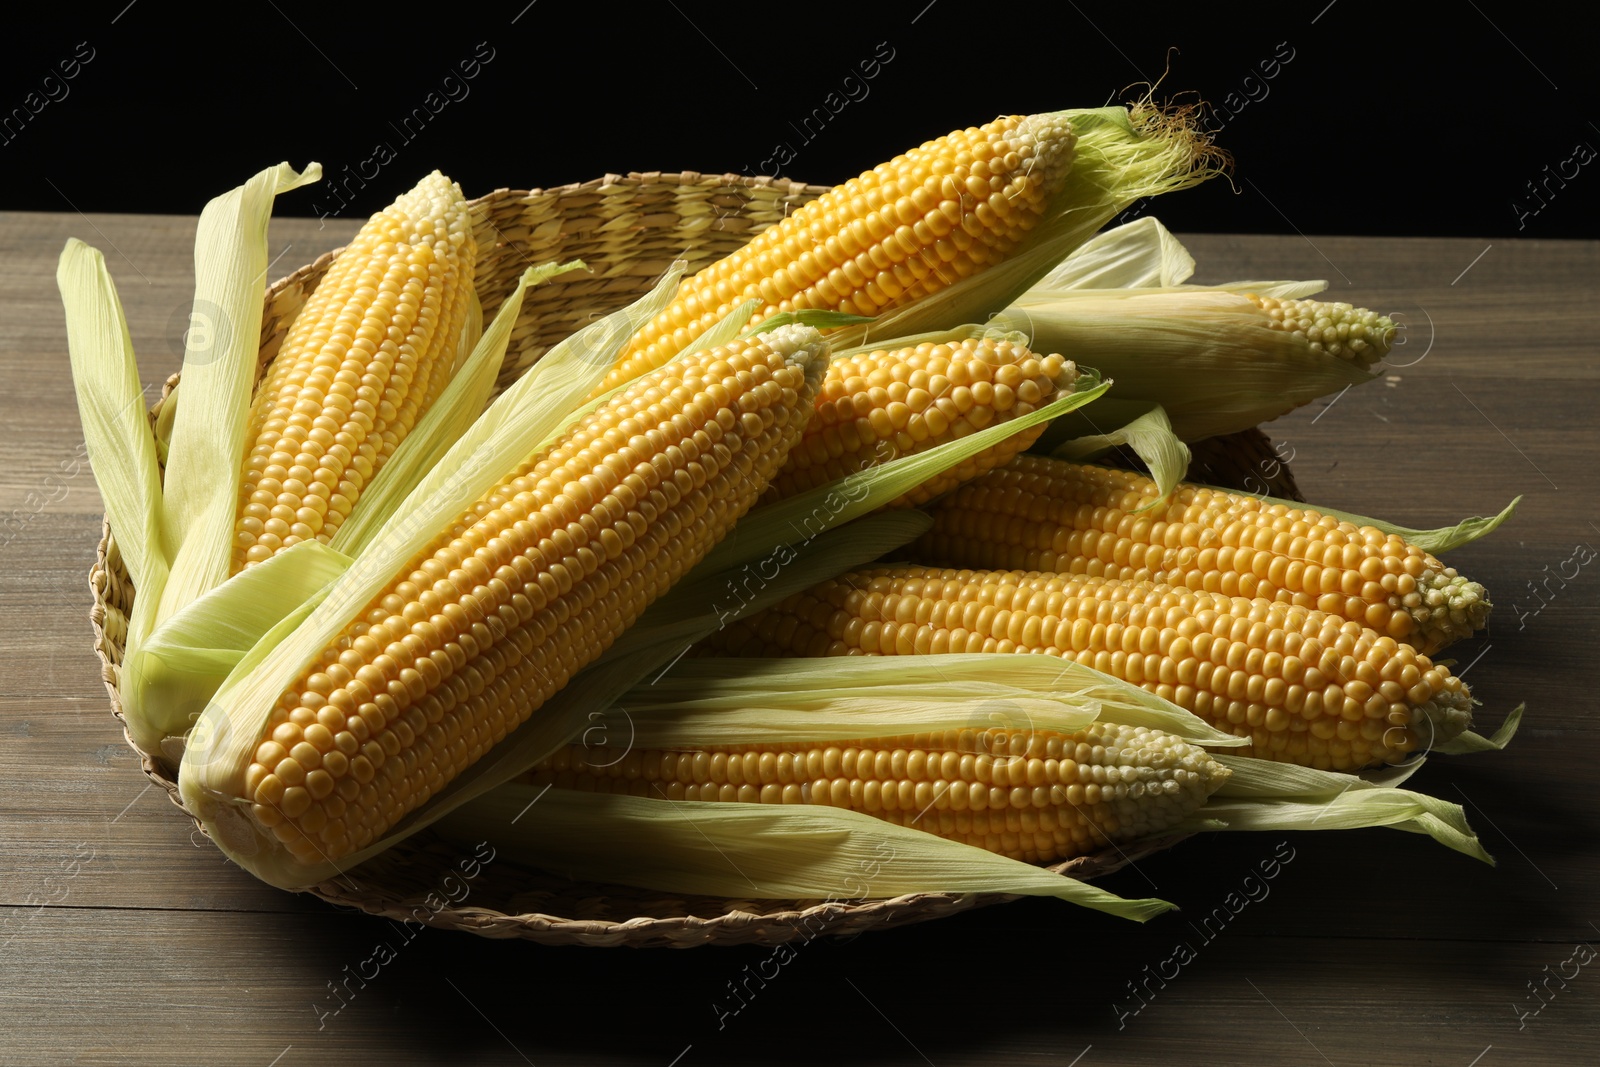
233;172;475;570
526;720;1228;864
763;337;1078;506
239;326;830;864
701;565;1474;771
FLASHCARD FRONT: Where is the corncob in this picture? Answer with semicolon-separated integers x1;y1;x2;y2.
201;325;829;866
763;337;1079;506
916;456;1490;654
989;252;1399;441
525;721;1229;864
1251;294;1394;370
594;112;1078;395
702;565;1475;770
232;172;475;570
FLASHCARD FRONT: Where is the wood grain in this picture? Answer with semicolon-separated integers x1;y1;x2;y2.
2;210;1597;1065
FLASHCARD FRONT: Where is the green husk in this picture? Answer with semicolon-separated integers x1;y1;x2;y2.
153;163;323;625
59;240;170;653
603;654;1243;750
1043;400;1190;505
132;540;352;762
692;297;765;354
988;287;1376;442
420;646;1242;921
447;289;484;377
1437;704;1524;755
1218;490;1522;555
1174;754;1493;863
153;381;179;467
59;238;182;756
1037;215;1324;300
439;786;1174;920
965;214;1367;440
1035;215;1197;290
60;164;322;756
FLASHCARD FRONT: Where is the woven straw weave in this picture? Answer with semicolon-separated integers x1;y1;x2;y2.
88;172;1302;948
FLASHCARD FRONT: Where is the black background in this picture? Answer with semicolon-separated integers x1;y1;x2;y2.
2;3;1596;236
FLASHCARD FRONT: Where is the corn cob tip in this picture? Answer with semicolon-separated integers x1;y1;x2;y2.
1251;294;1396;370
1015;109;1077;178
758;321;829;361
1414;686;1475;753
1085;721;1231;846
1410;570;1493;654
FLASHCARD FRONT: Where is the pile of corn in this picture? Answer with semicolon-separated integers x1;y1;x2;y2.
63;101;1518;920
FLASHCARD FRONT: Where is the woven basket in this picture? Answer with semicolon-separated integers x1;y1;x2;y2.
88;173;1304;948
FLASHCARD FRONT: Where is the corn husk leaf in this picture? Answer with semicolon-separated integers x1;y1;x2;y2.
1033;215;1326;301
59;240;170;619
153;382;179;467
1043;400;1190;505
133;540;352;762
154;163;322;625
692;297;765;354
438;785;1173;920
1218;489;1521;554
826;105;1226;353
700;378;1110;574
1206;279;1328;300
447;289;484;377
1036;215;1196;290
606;654;1242;749
180;263;689;885
59;239;177;755
1174;754;1492;863
1437;703;1524;755
330;261;586;557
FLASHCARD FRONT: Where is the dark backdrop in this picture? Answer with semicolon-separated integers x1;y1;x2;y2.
3;2;1595;238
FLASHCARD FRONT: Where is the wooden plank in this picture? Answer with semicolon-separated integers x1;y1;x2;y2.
2;908;1596;1065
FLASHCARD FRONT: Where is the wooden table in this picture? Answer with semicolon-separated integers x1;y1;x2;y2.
3;212;1596;1066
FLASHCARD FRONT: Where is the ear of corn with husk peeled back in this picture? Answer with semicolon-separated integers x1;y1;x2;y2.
179;324;830;883
915;455;1492;654
594;103;1229;395
699;564;1476;771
